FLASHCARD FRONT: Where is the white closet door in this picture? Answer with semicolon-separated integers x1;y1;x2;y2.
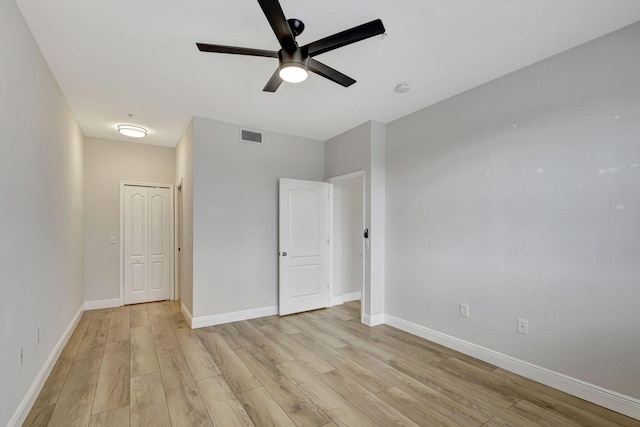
124;186;148;304
147;187;171;302
124;185;171;304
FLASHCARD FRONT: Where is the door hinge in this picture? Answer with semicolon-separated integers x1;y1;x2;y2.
327;283;329;289
327;239;330;245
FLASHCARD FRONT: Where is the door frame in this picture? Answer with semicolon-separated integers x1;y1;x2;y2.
119;181;175;306
326;171;366;323
175;178;183;301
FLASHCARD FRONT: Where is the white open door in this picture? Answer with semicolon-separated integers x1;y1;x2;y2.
279;178;331;316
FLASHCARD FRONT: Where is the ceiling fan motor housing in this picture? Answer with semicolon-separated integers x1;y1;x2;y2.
278;48;309;70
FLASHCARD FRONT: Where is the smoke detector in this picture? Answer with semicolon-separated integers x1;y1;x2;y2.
395;83;411;93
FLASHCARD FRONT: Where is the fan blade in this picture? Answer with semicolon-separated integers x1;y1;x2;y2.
308;59;356;87
257;0;297;52
263;68;283;92
196;43;278;58
303;19;385;57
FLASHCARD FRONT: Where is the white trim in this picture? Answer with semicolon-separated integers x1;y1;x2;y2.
8;305;84;427
181;302;193;328
327;182;334;307
174;183;183;302
191;306;279;329
385;315;640;421
363;313;386;327
342;292;362;303
119;183;124;306
120;181;175;306
326;170;366;183
84;298;121;310
331;292;362;306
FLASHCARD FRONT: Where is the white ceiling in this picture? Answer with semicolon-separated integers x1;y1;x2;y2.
15;0;640;147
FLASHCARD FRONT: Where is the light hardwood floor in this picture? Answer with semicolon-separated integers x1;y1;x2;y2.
24;301;639;426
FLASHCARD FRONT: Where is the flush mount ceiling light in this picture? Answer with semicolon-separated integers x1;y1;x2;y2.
117;124;147;138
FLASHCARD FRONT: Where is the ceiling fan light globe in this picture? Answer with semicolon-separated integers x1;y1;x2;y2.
279;64;308;83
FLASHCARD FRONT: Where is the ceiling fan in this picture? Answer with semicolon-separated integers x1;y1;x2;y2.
196;0;385;92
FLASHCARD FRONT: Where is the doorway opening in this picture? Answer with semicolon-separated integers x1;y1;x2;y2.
327;171;365;323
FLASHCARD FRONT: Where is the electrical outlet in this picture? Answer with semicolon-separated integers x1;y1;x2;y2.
36;328;40;344
517;318;529;335
460;303;469;318
237;283;244;294
19;347;23;367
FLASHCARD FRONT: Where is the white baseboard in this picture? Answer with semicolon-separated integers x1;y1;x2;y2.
385;315;640;421
83;298;121;310
343;292;362;303
191;305;278;329
8;305;84;427
181;302;193;328
363;313;386;327
331;292;362;306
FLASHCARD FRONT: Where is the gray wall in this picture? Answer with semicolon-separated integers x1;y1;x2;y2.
385;23;640;399
191;117;325;318
83;137;176;303
0;1;84;424
176;121;194;314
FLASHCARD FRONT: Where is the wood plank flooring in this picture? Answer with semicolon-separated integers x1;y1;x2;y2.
24;301;640;427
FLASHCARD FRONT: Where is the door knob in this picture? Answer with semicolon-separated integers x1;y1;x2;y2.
281;252;287;256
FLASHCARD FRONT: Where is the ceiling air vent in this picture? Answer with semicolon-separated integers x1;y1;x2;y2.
240;128;263;144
